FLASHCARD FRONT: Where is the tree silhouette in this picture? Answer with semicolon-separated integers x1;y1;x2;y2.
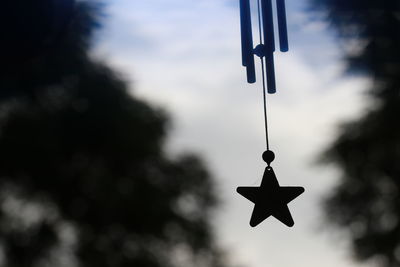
0;1;227;267
310;0;400;266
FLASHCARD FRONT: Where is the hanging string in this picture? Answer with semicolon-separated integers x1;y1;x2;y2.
256;0;270;151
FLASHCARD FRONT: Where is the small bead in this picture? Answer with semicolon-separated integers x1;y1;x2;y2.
254;44;266;58
262;150;275;165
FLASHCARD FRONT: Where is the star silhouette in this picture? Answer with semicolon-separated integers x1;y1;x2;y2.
237;167;304;227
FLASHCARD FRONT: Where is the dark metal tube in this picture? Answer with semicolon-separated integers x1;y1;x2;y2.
276;0;289;52
239;0;256;83
265;55;276;93
261;0;275;53
240;0;248;66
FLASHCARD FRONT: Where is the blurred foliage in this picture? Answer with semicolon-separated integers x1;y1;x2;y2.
310;0;400;266
0;1;228;267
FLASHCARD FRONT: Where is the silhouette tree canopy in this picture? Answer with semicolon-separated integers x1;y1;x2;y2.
310;0;400;266
0;1;227;267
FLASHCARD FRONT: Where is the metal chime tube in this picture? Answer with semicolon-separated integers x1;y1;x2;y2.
239;0;256;83
261;0;276;93
276;0;289;52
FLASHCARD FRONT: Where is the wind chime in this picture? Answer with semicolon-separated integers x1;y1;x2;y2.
236;0;304;227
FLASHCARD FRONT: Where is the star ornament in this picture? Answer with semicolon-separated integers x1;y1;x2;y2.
237;167;304;227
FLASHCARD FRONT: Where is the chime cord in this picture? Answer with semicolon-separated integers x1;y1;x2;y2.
257;0;270;151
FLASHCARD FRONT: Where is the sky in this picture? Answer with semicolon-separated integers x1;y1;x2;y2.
93;1;374;267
